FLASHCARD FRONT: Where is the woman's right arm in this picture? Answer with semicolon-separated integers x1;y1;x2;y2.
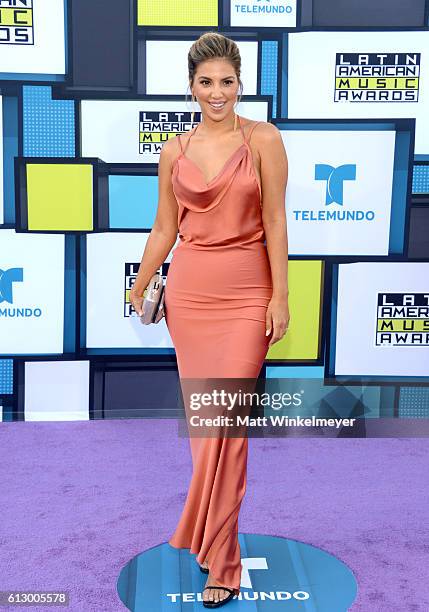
129;137;180;314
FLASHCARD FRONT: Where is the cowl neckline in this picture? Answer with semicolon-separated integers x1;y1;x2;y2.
175;141;249;189
176;114;248;184
171;116;259;213
177;142;248;187
172;145;249;212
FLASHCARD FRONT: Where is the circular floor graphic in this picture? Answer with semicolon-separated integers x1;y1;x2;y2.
117;533;357;611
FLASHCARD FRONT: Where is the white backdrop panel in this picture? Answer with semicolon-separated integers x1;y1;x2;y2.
335;262;429;377
283;129;395;255
25;360;90;421
146;40;258;95
0;0;66;75
0;229;65;354
86;232;176;349
80;100;268;163
288;31;429;154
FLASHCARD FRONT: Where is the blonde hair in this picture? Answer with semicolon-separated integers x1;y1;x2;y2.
186;32;243;112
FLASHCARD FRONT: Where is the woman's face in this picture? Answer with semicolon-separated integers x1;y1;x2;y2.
191;59;239;120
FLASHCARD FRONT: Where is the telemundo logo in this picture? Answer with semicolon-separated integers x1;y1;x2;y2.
0;267;41;317
316;163;356;206
117;533;357;610
293;163;376;222
253;0;294;15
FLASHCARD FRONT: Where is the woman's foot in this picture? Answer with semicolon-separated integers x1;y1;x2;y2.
202;574;234;605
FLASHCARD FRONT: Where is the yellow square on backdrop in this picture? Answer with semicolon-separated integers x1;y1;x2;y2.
26;163;93;231
266;260;324;361
138;0;217;26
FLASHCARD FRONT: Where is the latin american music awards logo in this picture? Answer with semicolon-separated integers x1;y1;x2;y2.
117;533;357;610
138;112;199;156
124;262;169;317
335;53;420;102
0;0;34;45
293;163;376;222
376;292;429;346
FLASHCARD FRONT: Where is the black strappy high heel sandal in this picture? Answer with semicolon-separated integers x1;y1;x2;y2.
202;586;235;608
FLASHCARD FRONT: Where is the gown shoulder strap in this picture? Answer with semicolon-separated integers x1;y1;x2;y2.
238;116;262;146
178;124;199;156
246;120;262;144
177;133;184;153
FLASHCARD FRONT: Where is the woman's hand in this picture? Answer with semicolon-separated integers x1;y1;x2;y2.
266;295;290;347
129;289;144;317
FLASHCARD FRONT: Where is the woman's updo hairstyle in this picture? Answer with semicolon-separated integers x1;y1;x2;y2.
186;32;243;109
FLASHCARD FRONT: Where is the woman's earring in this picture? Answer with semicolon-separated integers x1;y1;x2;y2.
191;94;197;125
233;95;240;130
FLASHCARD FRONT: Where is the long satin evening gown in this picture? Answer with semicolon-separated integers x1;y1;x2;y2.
164;115;272;597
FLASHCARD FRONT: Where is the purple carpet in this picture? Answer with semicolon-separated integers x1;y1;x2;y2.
0;419;428;611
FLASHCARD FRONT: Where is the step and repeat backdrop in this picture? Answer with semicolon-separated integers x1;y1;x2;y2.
0;0;428;420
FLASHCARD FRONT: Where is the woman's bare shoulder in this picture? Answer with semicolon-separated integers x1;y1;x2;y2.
241;118;280;143
242;120;284;162
160;133;183;166
248;120;281;138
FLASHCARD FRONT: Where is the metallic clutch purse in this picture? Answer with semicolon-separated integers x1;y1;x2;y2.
140;271;165;325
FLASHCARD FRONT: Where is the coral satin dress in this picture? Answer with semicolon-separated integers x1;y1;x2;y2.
165;115;273;596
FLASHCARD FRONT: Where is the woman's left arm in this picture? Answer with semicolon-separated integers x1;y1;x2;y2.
257;122;290;347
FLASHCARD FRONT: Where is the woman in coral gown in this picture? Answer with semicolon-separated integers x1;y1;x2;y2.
130;32;289;609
